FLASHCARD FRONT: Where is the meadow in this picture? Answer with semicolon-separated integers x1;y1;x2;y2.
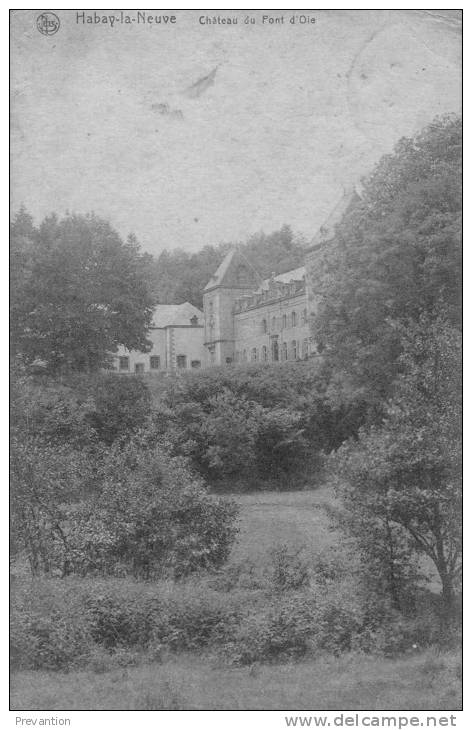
10;488;461;711
10;650;461;711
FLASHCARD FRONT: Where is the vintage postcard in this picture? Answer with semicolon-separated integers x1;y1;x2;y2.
10;7;462;720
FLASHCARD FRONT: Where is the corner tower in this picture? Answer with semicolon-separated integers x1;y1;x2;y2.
203;249;261;366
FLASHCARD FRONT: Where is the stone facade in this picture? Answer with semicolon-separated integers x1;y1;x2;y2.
203;251;314;366
113;302;206;374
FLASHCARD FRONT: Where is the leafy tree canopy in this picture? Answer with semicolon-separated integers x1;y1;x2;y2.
10;211;157;373
310;115;461;405
333;315;461;615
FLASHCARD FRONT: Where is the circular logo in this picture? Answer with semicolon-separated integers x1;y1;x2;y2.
36;12;60;36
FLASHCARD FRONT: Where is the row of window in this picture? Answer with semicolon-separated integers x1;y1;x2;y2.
118;355;201;372
235;339;310;364
261;309;307;333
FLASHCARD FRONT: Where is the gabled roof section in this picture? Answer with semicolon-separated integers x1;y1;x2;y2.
151;302;203;328
204;249;262;292
308;186;361;250
258;266;306;291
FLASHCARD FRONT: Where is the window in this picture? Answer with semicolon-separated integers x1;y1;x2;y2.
243;349;247;362
272;339;279;362
191;360;201;369
176;355;187;369
262;318;267;333
135;363;145;375
236;264;250;286
150;355;160;370
282;342;288;361
302;339;309;359
291;340;297;360
119;356;129;371
251;348;258;362
302;308;308;324
282;314;287;329
262;345;268;362
271;316;276;331
291;311;297;327
190;315;199;326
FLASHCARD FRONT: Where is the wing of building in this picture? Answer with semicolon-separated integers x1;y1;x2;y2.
113;302;205;374
203;250;312;366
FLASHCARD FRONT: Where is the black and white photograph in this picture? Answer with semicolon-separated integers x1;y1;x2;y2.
9;7;462;717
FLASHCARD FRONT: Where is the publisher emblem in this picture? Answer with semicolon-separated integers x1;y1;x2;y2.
36;12;60;36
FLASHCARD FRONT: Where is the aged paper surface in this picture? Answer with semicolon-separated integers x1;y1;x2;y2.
10;7;462;721
11;9;461;254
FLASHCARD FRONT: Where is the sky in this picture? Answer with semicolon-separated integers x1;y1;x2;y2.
10;9;462;257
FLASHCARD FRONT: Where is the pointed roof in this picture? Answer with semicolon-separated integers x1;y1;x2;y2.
151;302;203;327
204;249;262;292
258;266;306;292
307;186;361;250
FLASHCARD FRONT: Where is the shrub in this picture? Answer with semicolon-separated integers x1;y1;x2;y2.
156;386;311;486
10;577;253;670
10;578;94;670
11;431;239;579
85;375;151;445
312;600;363;654
10;376;97;449
88;439;239;579
225;594;317;665
152;584;243;651
268;544;310;591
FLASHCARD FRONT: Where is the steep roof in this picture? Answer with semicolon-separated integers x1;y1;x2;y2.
308;186;361;250
204;249;262;291
151;302;203;328
258;266;306;291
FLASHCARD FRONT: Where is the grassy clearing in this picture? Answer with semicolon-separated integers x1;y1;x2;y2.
229;486;339;563
10;649;461;711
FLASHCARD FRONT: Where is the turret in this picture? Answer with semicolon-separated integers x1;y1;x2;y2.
203;249;261;366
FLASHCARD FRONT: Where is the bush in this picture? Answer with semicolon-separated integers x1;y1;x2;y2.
10;577;252;670
86;375;151;445
268;544;310;591
10;373;152;448
150;363;368;490
156;386;312;485
10;578;94;670
225;594;317;665
11;430;239;579
312;600;363;654
10;376;97;449
152;584;244;651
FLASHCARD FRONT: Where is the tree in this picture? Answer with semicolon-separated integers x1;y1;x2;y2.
333;315;461;620
10;211;156;373
310;115;461;406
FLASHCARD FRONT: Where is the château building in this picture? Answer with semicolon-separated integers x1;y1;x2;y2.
203;252;313;367
113;189;356;373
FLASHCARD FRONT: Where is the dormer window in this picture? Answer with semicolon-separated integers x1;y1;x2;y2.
190;315;198;326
